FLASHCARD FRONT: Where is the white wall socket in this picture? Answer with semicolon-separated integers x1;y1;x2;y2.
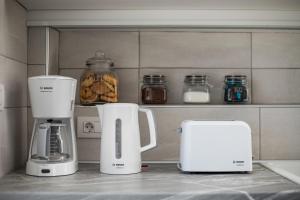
77;116;101;138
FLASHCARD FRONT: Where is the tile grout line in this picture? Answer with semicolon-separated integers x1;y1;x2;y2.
259;107;262;160
250;32;253;104
0;53;27;65
57;28;62;75
137;31;141;104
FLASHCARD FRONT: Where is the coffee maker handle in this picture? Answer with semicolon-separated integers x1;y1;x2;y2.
139;108;157;152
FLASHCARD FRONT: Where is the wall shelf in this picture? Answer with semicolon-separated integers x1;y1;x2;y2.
17;0;300;28
75;104;300;109
25;10;300;28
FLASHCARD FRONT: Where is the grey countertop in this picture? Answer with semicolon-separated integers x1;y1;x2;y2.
0;163;300;200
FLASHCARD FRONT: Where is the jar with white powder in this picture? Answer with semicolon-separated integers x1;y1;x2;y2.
183;75;211;104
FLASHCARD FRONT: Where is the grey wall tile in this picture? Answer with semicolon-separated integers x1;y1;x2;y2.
74;106;99;161
77;139;100;161
28;27;46;65
140;107;260;161
140;68;251;104
60;68;139;104
253;33;300;68
0;55;27;108
59;30;139;68
28;65;46;77
261;108;300;159
140;32;251;68
48;28;59;75
28;27;59;73
0;0;27;63
252;69;300;104
0;108;27;177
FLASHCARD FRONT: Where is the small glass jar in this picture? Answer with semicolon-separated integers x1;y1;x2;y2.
183;75;211;104
141;75;167;104
80;50;119;105
224;75;248;103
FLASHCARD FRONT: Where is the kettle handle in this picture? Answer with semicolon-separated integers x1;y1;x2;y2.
139;108;157;152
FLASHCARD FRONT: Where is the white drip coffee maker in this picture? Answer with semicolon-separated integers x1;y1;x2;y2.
26;76;78;176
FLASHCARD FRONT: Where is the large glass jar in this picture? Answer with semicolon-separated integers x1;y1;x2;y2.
224;75;248;103
183;75;211;104
80;51;118;105
141;75;167;104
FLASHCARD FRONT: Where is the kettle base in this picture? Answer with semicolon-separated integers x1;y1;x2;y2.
100;167;141;175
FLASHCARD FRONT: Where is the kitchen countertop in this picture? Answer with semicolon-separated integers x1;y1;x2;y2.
0;163;300;200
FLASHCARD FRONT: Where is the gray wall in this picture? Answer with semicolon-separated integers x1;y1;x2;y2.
28;28;300;162
0;0;27;177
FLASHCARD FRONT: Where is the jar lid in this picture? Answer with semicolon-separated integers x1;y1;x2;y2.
86;50;113;66
184;75;207;84
225;75;247;84
143;74;166;84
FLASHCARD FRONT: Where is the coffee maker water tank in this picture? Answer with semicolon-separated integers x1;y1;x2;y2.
28;76;77;118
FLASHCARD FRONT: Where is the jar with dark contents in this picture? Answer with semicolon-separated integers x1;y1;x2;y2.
224;75;248;103
141;75;167;104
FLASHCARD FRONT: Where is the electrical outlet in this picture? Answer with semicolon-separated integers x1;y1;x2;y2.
77;117;101;138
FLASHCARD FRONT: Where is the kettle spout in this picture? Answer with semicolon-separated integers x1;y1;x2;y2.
96;105;104;127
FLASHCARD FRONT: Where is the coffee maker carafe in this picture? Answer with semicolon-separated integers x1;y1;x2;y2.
26;76;78;176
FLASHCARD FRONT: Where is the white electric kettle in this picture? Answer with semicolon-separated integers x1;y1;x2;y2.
97;103;157;174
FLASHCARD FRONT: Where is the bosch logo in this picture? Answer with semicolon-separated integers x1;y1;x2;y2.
233;160;245;164
112;163;124;167
40;86;53;90
40;86;53;93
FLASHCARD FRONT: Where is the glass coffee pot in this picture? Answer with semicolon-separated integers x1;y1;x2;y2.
31;120;72;162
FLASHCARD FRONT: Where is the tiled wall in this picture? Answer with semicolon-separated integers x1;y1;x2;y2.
0;0;27;177
28;28;300;162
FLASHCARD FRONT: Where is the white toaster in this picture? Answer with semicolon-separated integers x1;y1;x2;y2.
179;120;252;172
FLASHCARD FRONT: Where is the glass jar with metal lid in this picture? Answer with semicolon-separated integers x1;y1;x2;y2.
80;50;119;105
183;75;211;104
224;75;248;103
141;75;167;104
